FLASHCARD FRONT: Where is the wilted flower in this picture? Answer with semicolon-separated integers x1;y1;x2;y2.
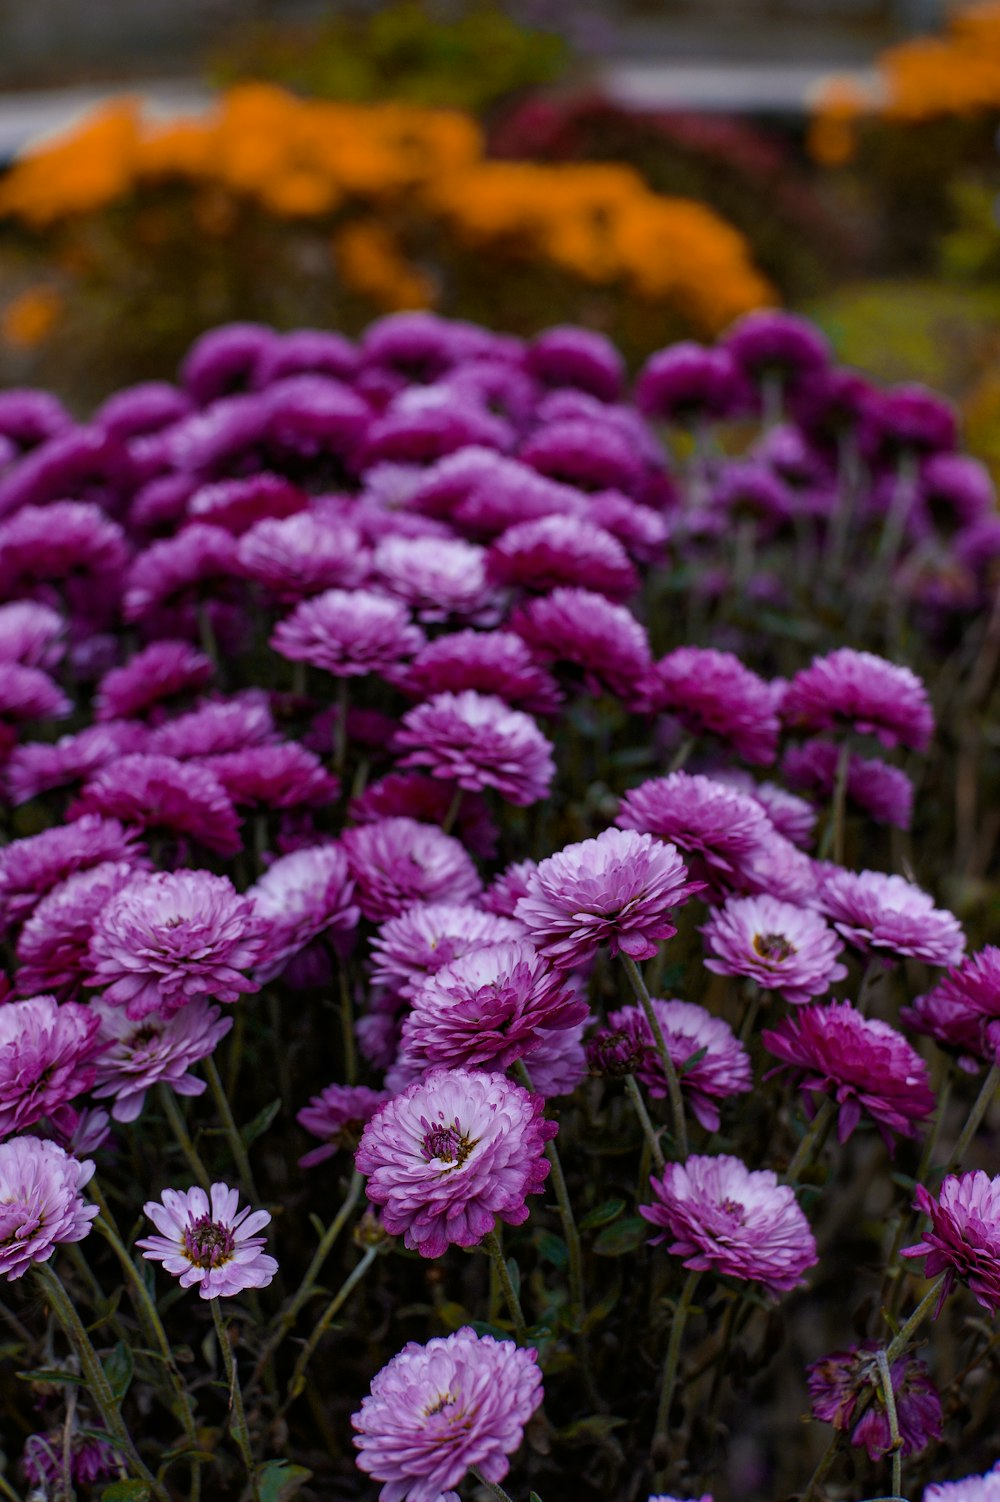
0;995;101;1138
902;1171;1000;1316
818;867;965;968
90;996;233;1122
396;691;555;807
297;1084;389;1168
807;1343;942;1461
781;648;934;752
644;648;779;766
605;999;752;1130
24;1423;119;1489
702;894;846;1004
341;817;481;923
271;587;425;677
0;1135;97;1279
137;1182;278;1299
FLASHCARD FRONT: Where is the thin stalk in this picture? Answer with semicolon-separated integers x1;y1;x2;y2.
876;1348;903;1501
621;954;688;1158
943;1061;1000;1178
338;966;357;1086
159;1084;211;1189
738;984;762;1045
484;1229;528;1344
210;1298;261;1502
513;1061;585;1319
204;1054;260;1203
0;1473;23;1502
197;601;219;671
801;1431;841;1502
652;1270;700;1477
885;1274;947;1364
624;1073;665;1171
280;1247;378;1415
334;677;349;775
831;738;851;867
785;1098;836;1184
442;785;464;836
667;736;694;774
469;1469;515;1502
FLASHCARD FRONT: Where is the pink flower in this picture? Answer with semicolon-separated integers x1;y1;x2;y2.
0;1136;97;1279
641;1154;818;1296
0;995;101;1139
24;1424;119;1489
484;859;538;918
0;816;146;937
515;827;700;968
0;663;70;723
0;600;63;669
94;640;213;722
0;502;129;615
249;845;359;982
90;995;234;1122
924;1465;1000;1502
147;693;274;759
807;1344;942;1461
373;536;500;625
370;904;523;998
781;648;934;752
72;753;243;857
271;588;425;677
352;1327;543;1502
341;817;481;923
616;771;775;889
510;587;652;704
395;691;555;807
205;742;340;809
644;648;780;766
487;514;638;599
702;894;846;1004
818;867;965;968
137;1182;278;1299
123;523;238;622
297;1083;389;1168
902;1171;1000;1315
187;472;306;534
603;999;752;1130
15;860;139;998
6;721;149;806
783;740;914;830
396;630;562;716
236;510;369;599
356;1068;556;1258
349;772;498;860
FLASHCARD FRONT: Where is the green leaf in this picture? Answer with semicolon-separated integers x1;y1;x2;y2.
242;1097;281;1147
468;1320;511;1340
16;1367;83;1386
534;1230;569;1267
257;1460;313;1502
101;1482;151;1501
678;1045;709;1077
592;1217;647;1257
580;1198;625;1231
557;1414;627;1445
103;1341;134;1403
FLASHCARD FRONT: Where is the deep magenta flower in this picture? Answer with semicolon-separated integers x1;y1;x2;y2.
487;514;638;600
249;844;359;981
356;1068;556;1258
297;1084;389;1168
147;693;274;759
137;1182;278;1299
86;870;264;1020
271;587;425;677
206;742;340;809
0;663;70;723
616;771;776;889
902;984;999;1074
641;1154;818;1296
349;771;498;860
397;630;561;716
604;998;752;1130
527;323;624;399
94;640;213;722
644;648;780;766
24;1424;120;1489
635;343;745;424
0;501;129;609
484;859;539;918
0;816;146;937
0;994;101;1139
702;894;846;1004
352;1326;543;1502
515;827;699;968
807;1344;942;1461
72;753;243;857
370;904;523;998
902;1171;1000;1314
510;587;652;704
724;310;829;385
783;740;914;830
14;860;139;998
818;867;965;968
373;535;500;625
123;523;238;623
0;1136;97;1279
6;721;149;806
186;473;306;534
0;600;63;669
341;817;481;922
395;690;554;807
236;511;369;599
90;996;233;1123
763;1003;934;1145
781;648;934;752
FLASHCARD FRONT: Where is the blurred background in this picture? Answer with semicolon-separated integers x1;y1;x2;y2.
1;0;999;470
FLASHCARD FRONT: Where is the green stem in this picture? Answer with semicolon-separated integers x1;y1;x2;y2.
944;1061;1000;1177
785;1097;836;1184
0;1473;23;1502
876;1348;903;1501
514;1061;585;1319
624;1073;665;1171
210;1298;260;1502
280;1247;378;1415
334;677;349;775
831;738;851;868
801;1429;842;1502
204;1054;260;1203
621;954;688;1158
159;1083;211;1189
469;1469;515;1502
652;1270;700;1478
442;784;463;836
484;1229;528;1344
338;966;357;1086
886;1274;947;1364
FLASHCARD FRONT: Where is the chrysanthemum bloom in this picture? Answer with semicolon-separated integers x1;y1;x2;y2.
924;1463;1000;1502
0;1135;97;1279
349;772;498;861
24;1423;120;1489
123;524;239;623
72;753;243;858
783;740;914;830
187;473;306;534
373;536;500;625
487;514;638;600
724;310;830;386
180;320;277;401
807;1343;942;1461
605;999;752;1131
0;816;146;938
397;630;562;717
87;870;264;1020
640;1154;818;1296
707;770;816;850
252;327;359;387
916;452;994;537
525;1018;589;1098
137;1182;278;1299
869;382;958;459
616;771;776;890
271;587;425;678
0;994;102;1139
395;691;555;807
5;721;149;806
763;1003;934;1145
0;501;129;613
912;947;1000;1027
370;904;523;998
0;600;63;669
147;693;275;760
356;1068;556;1258
352;1326;543;1502
236;511;369;599
484;859;539;919
249;844;360;982
399;940;590;1074
94;639;213;722
644;649;780;766
14;860;138;999
510;587;652;705
0;663;70;723
703;895;846;1005
206;743;340;810
527;324;624;400
902;985;1000;1075
90;996;233;1123
341;817;482;923
635;342;745;424
781;648;934;752
515;827;700;969
902;1171;1000;1315
297;1084;389;1168
818;867;965;968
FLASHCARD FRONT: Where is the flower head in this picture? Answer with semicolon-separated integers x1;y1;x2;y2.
783;740;914;830
374;536;499;625
94;640;213;722
702;894;846;1004
616;771;776;890
511;587;651;705
249;844;359;981
297;1084;389;1168
806;1343;942;1461
147;693;274;760
0;815;146;937
818;867;965;968
397;630;561;717
137;1182;278;1298
206;742;340;810
0;1135;97;1279
14;860;139;998
341;817;481;923
236;511;369;599
271;587;425;677
925;1464;1000;1502
370;904;523;998
604;999;752;1130
6;721;149;806
91;996;233;1123
781;648;933;752
645;648;779;766
487;514;638;600
527;324;624;400
902;1171;1000;1316
396;691;554;807
0;995;102;1139
349;772;498;860
24;1423;120;1489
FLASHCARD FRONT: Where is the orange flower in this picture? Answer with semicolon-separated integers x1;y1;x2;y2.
807;79;866;166
334;220;435;311
2;286;63;348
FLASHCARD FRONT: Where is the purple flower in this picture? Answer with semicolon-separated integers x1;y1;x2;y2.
137;1182;278;1299
249;844;359;981
349;772;498;860
147;693;274;759
604;998;752;1130
484;859;539;918
702;894;846;1004
370;903;523;998
374;536;500;625
395;691;555;807
252;328;358;388
487;514;638;600
0;815;146;937
526;1019;589;1098
397;629;561;716
6;721;149;806
236;511;369;599
352;1326;543;1502
587;490;669;566
94;640;213;722
644;648;780;766
0;663;70;724
180;321;277;402
0;1136;97;1279
15;860;139;998
869;382;957;458
124;524;238;623
515;827;699;968
917;453;994;537
783;740;914;830
527;324;624;401
925;1465;1000;1502
902;1171;1000;1316
86;870;264;1020
187;473;306;534
510;587;652;705
271;587;425;678
519;417;644;496
0;600;64;669
206;742;340;809
72;753;243;857
763;1003;934;1145
724;310;829;385
356;1068;556;1258
0;502;129;615
297;1084;389;1168
818;867;965;968
616;771;775;889
903;950;1000;1070
341;817;481;923
781;649;934;752
708;770;816;849
0;994;101;1139
24;1424;120;1489
635;343;746;424
640;1154;818;1296
90;996;234;1123
807;1343;942;1461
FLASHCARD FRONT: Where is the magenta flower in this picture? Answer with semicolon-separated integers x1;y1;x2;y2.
187;472;306;534
14;860;139;998
0;1135;97;1279
6;721;149;807
783;740;914;830
902;984;1000;1074
702;894;846;1004
515;827;700;968
484;859;539;919
236;511;369;599
0;994;101;1139
902;1171;1000;1315
147;693;274;759
0;501;129;611
0;663;70;723
94;640;213;722
123;523;238;623
708;771;816;850
352;1326;543;1502
641;1154;818;1296
137;1182;278;1299
297;1084;389;1168
635;342;745;424
356;1068;556;1258
925;1465;1000;1502
0;815;146;937
604;999;752;1131
90;996;234;1123
510;587;652;704
349;772;498;860
73;753;243;857
87;870;264;1020
341;817;481;923
249;844;359;981
616;771;776;889
397;629;561;717
763;1003;934;1145
24;1424;119;1489
818;867;965;968
374;536;499;625
781;648;934;752
271;587;425;677
0;600;63;669
528;323;624;399
395;690;555;807
724;309;829;384
644;648;780;766
487;514;638;600
370;903;523;998
206;742;340;810
525;1018;589;1098
807;1343;942;1461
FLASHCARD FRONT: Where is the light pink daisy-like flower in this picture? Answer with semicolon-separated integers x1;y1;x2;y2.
515;826;700;969
205;742;340;810
510;587;652;704
0;663;70;723
0;1135;97;1279
640;1153;818;1297
236;511;370;599
15;860;139;999
395;691;555;807
902;1171;1000;1316
0;994;101;1139
341;817;482;923
0;815;146;937
644;648;780;766
486;514;638;600
147;693;275;760
72;753;243;858
352;1326;543;1502
137;1182;278;1299
604;999;752;1131
86;870;264;1020
5;721;149;806
398;940;589;1074
396;630;562;717
807;1344;942;1462
356;1068;556;1258
297;1083;389;1168
781;648;934;752
94;640;213;722
925;1464;1000;1502
249;844;359;982
616;771;776;889
702;894;846;1004
783;740;914;830
271;587;425;678
817;867;965;968
90;996;234;1123
763;1003;934;1145
370;904;523;998
373;536;500;625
